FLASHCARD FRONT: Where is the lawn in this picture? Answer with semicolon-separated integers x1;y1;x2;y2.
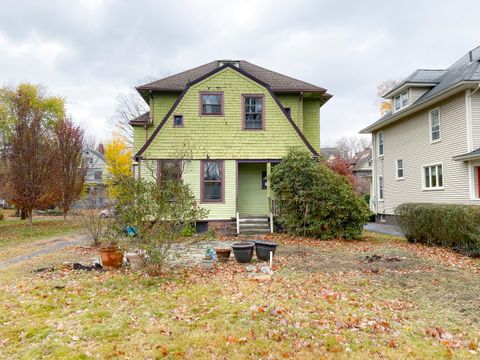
0;217;84;249
0;232;479;359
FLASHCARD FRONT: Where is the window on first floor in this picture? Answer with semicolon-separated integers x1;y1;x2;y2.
396;158;404;179
201;160;223;202
158;160;182;185
261;170;267;189
423;163;443;189
378;176;384;201
94;170;102;181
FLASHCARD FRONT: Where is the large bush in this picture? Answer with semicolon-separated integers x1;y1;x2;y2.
395;203;480;255
270;148;370;239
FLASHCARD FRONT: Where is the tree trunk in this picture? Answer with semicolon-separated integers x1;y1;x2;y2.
20;209;27;220
28;209;33;225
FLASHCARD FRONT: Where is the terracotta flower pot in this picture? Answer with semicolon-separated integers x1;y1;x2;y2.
215;248;231;262
100;247;124;268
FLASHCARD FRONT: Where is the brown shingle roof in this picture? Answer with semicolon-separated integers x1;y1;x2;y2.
128;111;151;126
136;60;329;94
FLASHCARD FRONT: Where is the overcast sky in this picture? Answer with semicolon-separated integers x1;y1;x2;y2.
1;0;479;146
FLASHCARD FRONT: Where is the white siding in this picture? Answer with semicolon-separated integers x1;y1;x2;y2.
471;92;480;149
372;93;477;215
409;87;431;104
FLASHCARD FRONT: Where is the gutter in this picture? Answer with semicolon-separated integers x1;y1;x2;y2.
360;81;480;134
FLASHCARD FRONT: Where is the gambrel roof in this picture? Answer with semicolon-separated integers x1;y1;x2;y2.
137;60;331;96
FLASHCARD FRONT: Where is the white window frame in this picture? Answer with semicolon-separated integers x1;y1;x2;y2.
429;108;441;143
422;162;444;191
377;132;384;157
393;90;409;112
396;158;404;180
378;175;384;201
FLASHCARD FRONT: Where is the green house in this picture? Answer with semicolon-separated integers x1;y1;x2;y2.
130;60;331;234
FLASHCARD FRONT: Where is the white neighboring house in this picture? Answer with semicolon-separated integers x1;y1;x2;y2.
360;46;480;223
83;147;107;185
350;148;373;198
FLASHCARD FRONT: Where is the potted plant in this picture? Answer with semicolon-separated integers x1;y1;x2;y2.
231;241;255;263
215;248;231;262
99;228;124;269
254;241;278;261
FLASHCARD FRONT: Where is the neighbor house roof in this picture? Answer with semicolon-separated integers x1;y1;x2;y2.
136;60;331;96
320;147;339;160
361;46;480;133
453;148;480;161
350;148;372;172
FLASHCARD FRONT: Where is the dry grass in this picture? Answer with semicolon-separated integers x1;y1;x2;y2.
0;232;479;359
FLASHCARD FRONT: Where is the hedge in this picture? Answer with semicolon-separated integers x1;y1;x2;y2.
395;203;480;256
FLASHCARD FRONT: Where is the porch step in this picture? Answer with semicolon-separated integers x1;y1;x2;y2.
237;215;271;235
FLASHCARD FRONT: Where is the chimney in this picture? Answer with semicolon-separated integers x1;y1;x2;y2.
97;143;105;155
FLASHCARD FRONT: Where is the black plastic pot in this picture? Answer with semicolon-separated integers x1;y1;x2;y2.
254;241;278;261
231;242;255;263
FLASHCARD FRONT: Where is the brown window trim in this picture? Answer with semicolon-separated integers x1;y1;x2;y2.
200;160;225;203
242;94;265;130
173;114;184;128
157;160;183;186
199;92;224;116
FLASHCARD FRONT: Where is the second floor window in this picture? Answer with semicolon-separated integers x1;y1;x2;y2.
200;93;223;115
243;95;264;129
94;171;102;181
173;115;183;127
378;132;384;156
430;108;441;142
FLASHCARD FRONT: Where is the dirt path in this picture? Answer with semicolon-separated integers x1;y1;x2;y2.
0;234;90;270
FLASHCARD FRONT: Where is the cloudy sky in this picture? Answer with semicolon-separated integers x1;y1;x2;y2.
1;0;479;146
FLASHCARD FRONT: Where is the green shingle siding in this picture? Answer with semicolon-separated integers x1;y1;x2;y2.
183;160;236;220
142;68;309;160
303;98;321;152
277;94;303;130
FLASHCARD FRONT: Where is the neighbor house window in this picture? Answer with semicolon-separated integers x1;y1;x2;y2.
201;160;224;202
423;163;443;189
430;108;441;142
200;92;223;115
243;95;264;129
158;160;182;185
378;176;384;201
173;115;183;127
394;91;408;111
94;171;102;181
378;132;384;156
396;158;404;180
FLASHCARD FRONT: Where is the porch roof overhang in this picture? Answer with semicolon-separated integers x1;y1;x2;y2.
453;148;480;162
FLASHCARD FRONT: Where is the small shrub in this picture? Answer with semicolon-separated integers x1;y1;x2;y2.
395;203;480;256
270;148;370;239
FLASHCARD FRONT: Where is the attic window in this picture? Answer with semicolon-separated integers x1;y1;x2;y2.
394;91;408;111
218;60;240;68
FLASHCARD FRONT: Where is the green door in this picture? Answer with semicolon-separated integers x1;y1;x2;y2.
238;163;269;216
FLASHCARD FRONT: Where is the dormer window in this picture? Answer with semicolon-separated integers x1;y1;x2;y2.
394;91;408;111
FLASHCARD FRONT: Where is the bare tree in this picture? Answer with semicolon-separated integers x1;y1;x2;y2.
109;91;148;145
334;136;372;160
54;117;87;219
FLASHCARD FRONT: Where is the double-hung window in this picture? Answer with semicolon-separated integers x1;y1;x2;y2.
378;132;384;157
430;108;441;142
396;159;404;180
243;95;264;129
158;160;182;185
423;164;443;189
394;91;408;111
200;93;223;115
378;176;384;201
201;160;224;202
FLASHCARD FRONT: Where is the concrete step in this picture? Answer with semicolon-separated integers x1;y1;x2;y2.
240;229;271;235
239;218;269;223
239;223;270;229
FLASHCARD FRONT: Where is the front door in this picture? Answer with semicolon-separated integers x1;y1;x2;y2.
238;163;269;216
